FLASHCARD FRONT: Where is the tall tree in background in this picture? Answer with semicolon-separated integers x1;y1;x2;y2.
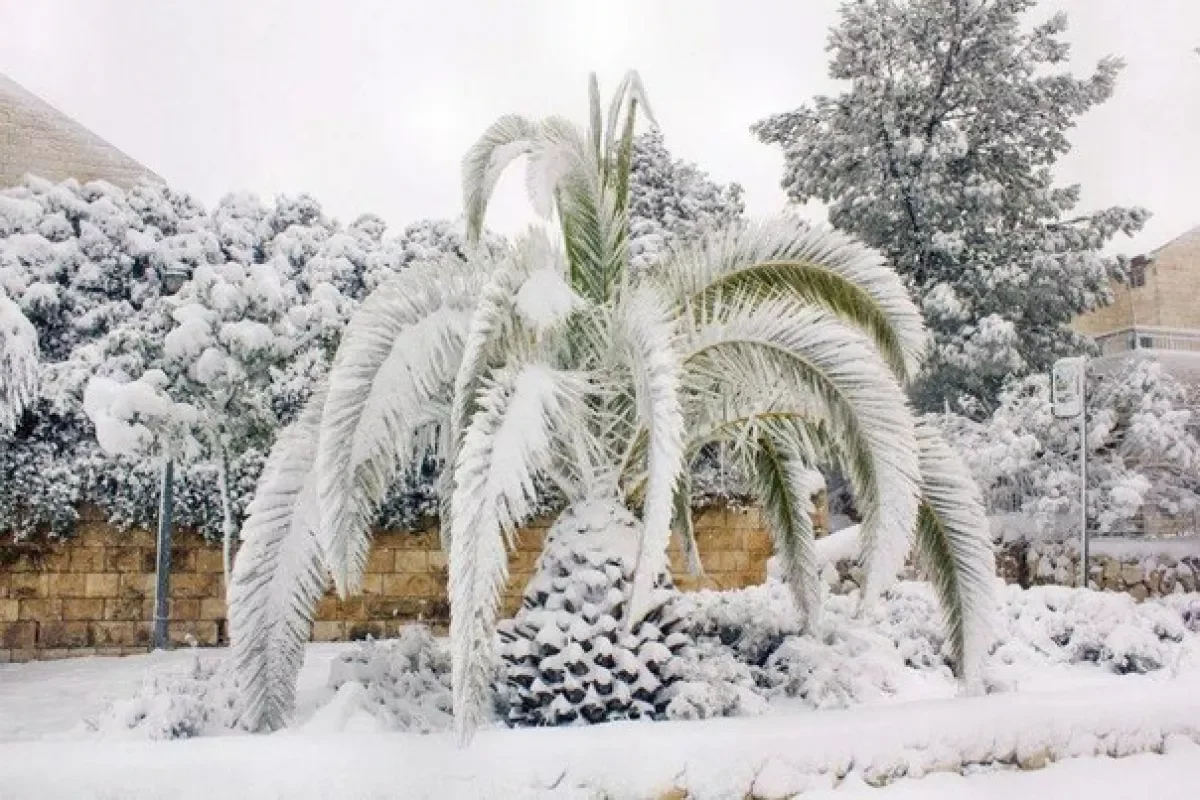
754;0;1148;412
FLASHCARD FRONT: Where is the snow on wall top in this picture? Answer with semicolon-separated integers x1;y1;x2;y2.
0;72;161;190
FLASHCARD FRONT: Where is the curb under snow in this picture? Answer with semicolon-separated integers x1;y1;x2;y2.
1;677;1198;798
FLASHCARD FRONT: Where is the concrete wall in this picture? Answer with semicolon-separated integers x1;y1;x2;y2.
0;504;791;663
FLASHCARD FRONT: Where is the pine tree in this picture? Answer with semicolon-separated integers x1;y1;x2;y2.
753;0;1149;412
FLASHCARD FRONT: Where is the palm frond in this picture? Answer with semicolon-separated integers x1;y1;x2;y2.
671;471;704;576
914;419;997;690
750;425;823;633
0;290;38;433
611;287;685;624
524;116;590;220
603;70;656;160
227;386;328;732
463;114;542;245
316;263;479;596
587;72;603;162
449;363;583;743
658;217;928;381
684;293;920;603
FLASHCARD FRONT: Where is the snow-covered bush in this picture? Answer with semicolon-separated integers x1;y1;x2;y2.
935;358;1200;537
88;655;238;740
324;626;454;733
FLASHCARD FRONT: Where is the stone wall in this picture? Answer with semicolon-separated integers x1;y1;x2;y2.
0;505;783;663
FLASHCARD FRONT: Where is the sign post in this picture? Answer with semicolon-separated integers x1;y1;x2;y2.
1052;357;1088;588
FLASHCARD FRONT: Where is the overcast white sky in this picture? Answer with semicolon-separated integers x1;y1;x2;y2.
0;0;1196;255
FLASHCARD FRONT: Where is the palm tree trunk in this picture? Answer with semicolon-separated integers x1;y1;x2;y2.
215;441;235;589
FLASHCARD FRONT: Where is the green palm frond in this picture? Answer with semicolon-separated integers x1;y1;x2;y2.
657;217;928;381
914;420;996;689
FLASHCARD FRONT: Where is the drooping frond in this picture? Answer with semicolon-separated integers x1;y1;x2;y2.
227;386;328;732
0;290;38;433
657;218;928;381
749;425;824;633
525;116;590;220
603;70;657;161
463;114;542;245
914;419;997;690
317;263;481;596
684;293;920;603
611;287;685;624
449;363;584;743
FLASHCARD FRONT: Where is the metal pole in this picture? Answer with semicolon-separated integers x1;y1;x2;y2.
152;453;174;651
1079;360;1089;589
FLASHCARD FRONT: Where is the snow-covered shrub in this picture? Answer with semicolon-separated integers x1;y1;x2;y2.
89;655;238;740
324;625;454;733
659;640;767;720
679;583;802;666
935;358;1200;537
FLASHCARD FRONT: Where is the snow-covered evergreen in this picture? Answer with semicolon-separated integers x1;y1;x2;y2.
753;0;1149;410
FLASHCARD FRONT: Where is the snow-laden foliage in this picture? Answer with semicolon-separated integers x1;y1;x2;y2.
753;0;1148;410
230;72;994;742
935;357;1200;537
0;176;501;539
627;129;744;274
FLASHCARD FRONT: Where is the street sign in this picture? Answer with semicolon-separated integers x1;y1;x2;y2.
1052;357;1085;419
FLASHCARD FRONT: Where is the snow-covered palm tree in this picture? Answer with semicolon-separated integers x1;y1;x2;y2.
228;72;995;739
0;289;38;433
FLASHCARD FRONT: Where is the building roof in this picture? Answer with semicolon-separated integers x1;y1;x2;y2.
0;72;161;189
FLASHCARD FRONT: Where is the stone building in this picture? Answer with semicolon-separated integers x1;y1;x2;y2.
1074;227;1200;380
0;71;160;189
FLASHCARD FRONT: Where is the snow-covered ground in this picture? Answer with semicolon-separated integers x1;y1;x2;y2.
3;583;1200;798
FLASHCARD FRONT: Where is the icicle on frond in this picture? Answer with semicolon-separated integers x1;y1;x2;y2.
463;114;542;245
684;293;920;605
749;426;824;634
914;419;996;691
612;287;685;625
657;217;928;381
317;263;481;596
449;363;586;743
228;386;329;732
0;290;38;434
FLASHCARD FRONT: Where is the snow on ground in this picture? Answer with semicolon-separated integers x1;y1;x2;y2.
3;583;1200;797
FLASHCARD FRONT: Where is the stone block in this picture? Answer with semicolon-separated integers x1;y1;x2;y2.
104;547;145;573
46;573;88;598
193;548;224;574
104;596;147;622
347;621;385;641
747;531;773;556
18;598;61;621
366;547;393;573
8;649;36;663
10;573;46;599
427;550;448;571
119;573;155;599
0;621;37;649
169;572;216;599
169;598;200;620
90;621;148;648
0;649;10;663
0;573;9;598
359;574;384;596
169;547;196;573
85;573;120;598
394;550;428;573
168;620;217;646
61;597;105;621
37;621;91;648
364;596;426;619
199;597;227;621
0;599;17;622
69;548;106;573
727;507;763;529
311;620;346;641
693;508;727;531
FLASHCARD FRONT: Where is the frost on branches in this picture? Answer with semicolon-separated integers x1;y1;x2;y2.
753;0;1148;410
934;357;1200;537
0;177;497;539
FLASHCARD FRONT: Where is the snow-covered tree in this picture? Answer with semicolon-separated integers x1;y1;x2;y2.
935;357;1200;535
628;129;744;273
229;72;996;739
0;288;37;433
753;0;1149;411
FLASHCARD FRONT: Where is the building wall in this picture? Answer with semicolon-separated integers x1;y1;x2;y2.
0;73;160;189
0;504;797;663
1074;228;1200;338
